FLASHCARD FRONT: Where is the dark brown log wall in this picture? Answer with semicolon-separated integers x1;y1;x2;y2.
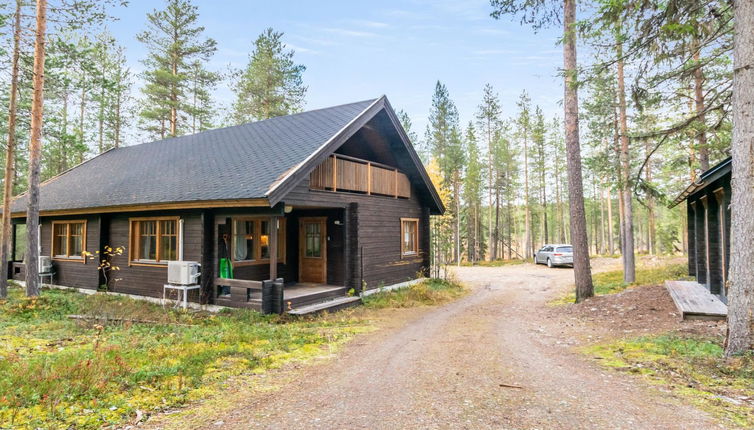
284;177;429;290
39;215;100;289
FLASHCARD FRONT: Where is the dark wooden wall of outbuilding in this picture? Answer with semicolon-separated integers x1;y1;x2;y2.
686;173;731;301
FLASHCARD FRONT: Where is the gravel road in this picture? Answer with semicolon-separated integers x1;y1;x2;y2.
165;261;722;429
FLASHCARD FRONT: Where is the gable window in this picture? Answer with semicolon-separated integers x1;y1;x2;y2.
129;217;179;264
51;220;87;260
232;217;285;265
401;218;419;257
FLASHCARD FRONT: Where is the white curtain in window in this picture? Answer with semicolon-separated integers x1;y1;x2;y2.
234;220;248;261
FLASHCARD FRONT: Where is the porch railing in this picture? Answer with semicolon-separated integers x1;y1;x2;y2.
310;154;411;198
213;277;284;314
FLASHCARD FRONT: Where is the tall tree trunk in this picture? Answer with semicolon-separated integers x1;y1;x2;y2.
600;184;606;254
693;36;709;172
617;36;636;283
725;0;754;356
0;0;23;299
25;0;47;298
645;139;656;255
564;0;593;302
494;186;500;260
454;180;461;265
541;158;549;244
606;188;614;254
523;133;532;259
487;120;493;261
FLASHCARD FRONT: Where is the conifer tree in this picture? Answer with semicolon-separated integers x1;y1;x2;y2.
137;0;216;138
231;28;306;124
475;84;502;260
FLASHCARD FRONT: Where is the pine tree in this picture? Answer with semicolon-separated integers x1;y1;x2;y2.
515;91;534;259
475;84;502;260
463;122;483;263
137;0;217;138
426;81;463;263
231;28;306;124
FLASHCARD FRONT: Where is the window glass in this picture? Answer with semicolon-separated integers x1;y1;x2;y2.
305;222;321;258
69;223;83;256
260;221;270;259
161;220;177;261
233;220;255;261
52;221;86;258
402;219;418;255
556;246;572;253
140;221;157;260
53;223;68;257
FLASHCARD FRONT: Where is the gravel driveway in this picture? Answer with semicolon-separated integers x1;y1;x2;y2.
156;261;721;429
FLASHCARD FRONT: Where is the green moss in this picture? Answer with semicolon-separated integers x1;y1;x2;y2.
0;285;372;429
583;335;754;428
362;278;466;309
550;262;690;305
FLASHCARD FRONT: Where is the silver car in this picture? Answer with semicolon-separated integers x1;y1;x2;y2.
534;244;574;268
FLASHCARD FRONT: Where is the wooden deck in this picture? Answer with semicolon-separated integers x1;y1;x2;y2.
665;280;727;321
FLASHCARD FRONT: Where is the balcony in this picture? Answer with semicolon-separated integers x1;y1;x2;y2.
310;154;411;199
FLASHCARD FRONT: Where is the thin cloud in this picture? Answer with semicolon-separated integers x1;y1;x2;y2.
346;19;389;28
321;27;381;38
284;43;321;55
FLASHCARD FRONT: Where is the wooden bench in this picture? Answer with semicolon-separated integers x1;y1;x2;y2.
665;280;727;321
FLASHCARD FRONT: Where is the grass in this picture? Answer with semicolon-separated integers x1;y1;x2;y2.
0;284;371;429
550;261;689;305
584;335;754;428
362;278;466;309
0;277;466;429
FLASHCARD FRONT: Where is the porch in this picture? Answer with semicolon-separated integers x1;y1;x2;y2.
210;203;360;313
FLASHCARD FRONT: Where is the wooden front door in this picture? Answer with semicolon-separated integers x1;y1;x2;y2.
299;217;327;283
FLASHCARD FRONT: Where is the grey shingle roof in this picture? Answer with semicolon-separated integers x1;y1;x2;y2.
11;99;377;213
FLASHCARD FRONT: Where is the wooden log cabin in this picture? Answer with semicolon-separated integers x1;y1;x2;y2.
8;96;444;313
670;157;731;304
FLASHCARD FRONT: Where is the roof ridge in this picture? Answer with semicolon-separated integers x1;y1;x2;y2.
121;98;380;151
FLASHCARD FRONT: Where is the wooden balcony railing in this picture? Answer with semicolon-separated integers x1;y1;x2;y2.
310;154;411;198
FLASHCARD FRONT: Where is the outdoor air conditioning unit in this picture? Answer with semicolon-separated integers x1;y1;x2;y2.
167;261;201;285
39;256;53;274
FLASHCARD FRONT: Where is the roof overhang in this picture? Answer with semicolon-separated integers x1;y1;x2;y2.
669;157;731;208
10;198;270;218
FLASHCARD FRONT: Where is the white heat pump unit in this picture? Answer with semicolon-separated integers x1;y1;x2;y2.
39;256;53;274
167;261;201;285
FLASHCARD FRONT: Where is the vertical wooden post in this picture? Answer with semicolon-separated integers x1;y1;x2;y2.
269;215;278;280
394;169;398;198
367;163;372;195
332;155;337;192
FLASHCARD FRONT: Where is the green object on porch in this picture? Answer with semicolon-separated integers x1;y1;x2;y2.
220;258;233;279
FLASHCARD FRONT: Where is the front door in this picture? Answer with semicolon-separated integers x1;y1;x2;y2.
299;217;327;283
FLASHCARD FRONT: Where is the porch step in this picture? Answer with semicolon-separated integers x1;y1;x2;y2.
287;296;362;316
665;280;727;320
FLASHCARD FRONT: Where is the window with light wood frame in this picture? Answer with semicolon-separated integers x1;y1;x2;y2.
231;217;286;266
129;217;179;265
51;220;87;261
401;218;419;257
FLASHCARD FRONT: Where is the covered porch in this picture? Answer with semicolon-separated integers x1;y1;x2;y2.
209;204;359;313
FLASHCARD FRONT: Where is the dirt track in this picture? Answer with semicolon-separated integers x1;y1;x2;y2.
156;260;723;429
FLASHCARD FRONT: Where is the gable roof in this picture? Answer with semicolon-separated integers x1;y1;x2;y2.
669;156;731;208
11;96;444;216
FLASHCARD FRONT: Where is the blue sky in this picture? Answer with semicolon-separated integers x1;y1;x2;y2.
107;0;565;137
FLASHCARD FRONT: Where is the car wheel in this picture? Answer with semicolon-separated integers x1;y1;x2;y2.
547;258;553;268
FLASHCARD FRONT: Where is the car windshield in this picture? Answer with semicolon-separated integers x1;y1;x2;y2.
556;246;573;253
